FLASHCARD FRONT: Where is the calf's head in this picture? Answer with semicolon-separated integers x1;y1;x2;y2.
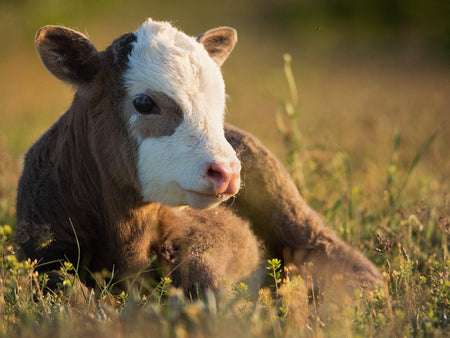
35;19;241;209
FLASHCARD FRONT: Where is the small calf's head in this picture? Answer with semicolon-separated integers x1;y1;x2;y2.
35;19;241;209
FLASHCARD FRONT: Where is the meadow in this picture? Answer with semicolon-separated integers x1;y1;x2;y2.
1;1;449;336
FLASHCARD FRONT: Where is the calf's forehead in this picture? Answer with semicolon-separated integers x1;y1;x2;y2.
123;19;225;115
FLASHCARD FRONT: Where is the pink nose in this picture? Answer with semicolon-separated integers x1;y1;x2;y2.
206;162;241;196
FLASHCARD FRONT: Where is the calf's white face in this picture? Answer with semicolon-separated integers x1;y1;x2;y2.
123;19;240;209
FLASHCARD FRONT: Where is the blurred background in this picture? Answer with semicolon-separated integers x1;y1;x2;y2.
0;0;449;215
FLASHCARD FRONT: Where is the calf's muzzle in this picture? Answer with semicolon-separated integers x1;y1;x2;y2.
206;162;241;196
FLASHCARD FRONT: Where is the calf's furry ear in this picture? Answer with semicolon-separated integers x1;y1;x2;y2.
35;25;101;85
197;27;237;67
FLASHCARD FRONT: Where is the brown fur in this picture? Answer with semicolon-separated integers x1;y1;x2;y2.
225;124;381;291
133;92;184;138
196;27;237;66
152;206;262;295
16;24;381;299
35;26;101;85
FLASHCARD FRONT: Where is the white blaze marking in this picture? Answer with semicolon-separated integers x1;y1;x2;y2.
123;19;239;208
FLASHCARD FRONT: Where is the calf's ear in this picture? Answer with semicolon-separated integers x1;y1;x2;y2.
35;25;101;85
197;27;237;67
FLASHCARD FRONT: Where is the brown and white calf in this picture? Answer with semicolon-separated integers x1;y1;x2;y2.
16;19;381;297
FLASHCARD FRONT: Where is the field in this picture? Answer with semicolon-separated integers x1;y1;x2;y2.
1;1;449;336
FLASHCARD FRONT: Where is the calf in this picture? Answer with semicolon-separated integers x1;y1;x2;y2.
16;19;380;297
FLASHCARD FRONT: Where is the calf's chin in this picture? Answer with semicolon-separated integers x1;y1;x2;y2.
139;180;230;210
185;191;231;210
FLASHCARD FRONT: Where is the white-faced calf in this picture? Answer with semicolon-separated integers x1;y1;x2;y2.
16;19;381;298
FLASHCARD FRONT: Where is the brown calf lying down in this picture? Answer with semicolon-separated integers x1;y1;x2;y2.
16;19;380;298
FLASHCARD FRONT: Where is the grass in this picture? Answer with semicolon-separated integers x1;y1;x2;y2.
0;54;449;337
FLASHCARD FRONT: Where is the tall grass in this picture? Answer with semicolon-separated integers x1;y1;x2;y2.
0;56;449;337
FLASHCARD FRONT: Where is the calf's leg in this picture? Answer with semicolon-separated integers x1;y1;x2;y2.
152;206;262;298
225;124;381;292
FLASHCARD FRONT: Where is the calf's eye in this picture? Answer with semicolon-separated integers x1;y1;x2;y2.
133;95;161;115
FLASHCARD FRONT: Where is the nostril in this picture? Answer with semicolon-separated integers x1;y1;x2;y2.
207;163;227;186
208;168;222;180
206;162;241;196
